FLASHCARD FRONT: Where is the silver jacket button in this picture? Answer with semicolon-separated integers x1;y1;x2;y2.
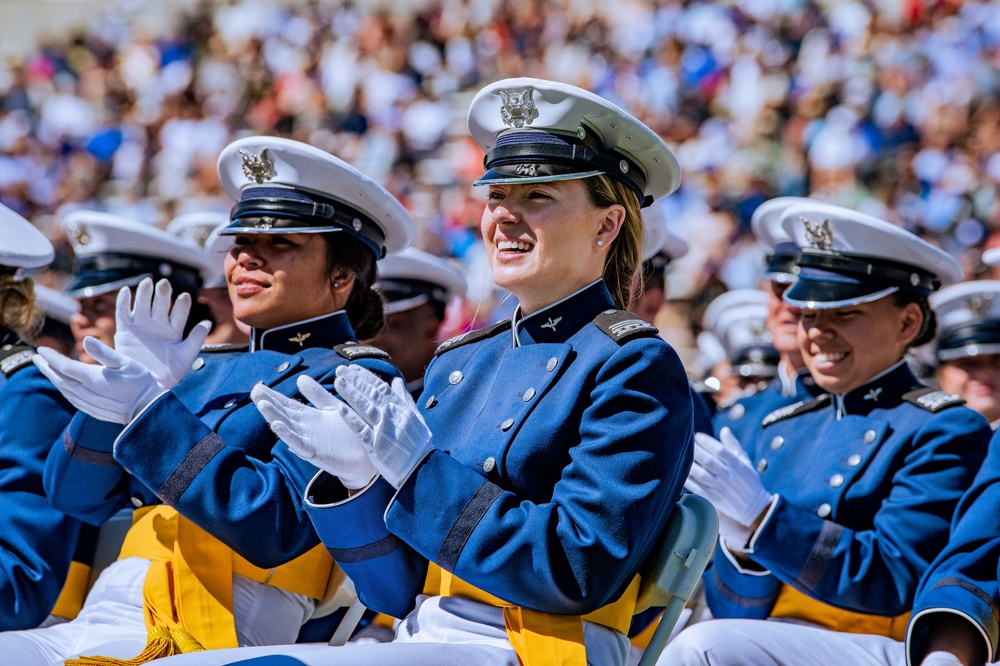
770;436;784;451
449;371;463;385
817;503;832;518
546;357;558;372
756;459;768;472
728;404;745;421
829;474;845;488
224;399;238;409
131;497;144;508
847;454;862;467
277;362;290;372
424;395;437;409
523;388;536;402
863;429;877;444
483;456;496;473
192;357;205;371
500;418;514;431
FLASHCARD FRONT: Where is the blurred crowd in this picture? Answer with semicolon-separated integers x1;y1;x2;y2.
2;0;1000;367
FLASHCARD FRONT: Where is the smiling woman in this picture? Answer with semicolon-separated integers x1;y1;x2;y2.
5;137;416;665
160;77;694;666
666;201;994;666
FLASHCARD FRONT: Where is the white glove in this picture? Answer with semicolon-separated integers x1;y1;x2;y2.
920;652;964;666
34;337;163;424
114;278;212;391
717;513;753;552
251;376;377;490
685;427;774;529
334;364;433;489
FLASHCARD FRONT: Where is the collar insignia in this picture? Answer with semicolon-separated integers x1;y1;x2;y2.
802;216;833;251
240;148;276;184
540;316;562;332
289;332;311;347
864;387;882;402
497;87;536;128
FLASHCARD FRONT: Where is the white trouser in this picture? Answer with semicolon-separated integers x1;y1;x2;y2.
0;557;314;665
151;594;631;666
658;618;908;666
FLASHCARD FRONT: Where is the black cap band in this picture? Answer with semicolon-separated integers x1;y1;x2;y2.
226;187;387;258
69;253;203;296
483;128;650;207
379;278;449;306
795;251;938;294
938;318;1000;360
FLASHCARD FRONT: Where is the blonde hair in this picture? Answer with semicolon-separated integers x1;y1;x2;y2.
0;275;41;338
583;175;644;310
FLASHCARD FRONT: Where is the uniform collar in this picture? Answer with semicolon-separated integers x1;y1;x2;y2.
511;280;614;347
832;360;917;418
251;311;356;354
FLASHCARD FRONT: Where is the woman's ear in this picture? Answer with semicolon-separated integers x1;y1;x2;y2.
330;267;356;308
899;301;924;347
595;204;626;249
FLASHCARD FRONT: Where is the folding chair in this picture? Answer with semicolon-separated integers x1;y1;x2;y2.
634;493;719;666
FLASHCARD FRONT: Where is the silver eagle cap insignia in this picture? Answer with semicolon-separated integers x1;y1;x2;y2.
497;87;536;128
801;217;834;251
240;148;276;184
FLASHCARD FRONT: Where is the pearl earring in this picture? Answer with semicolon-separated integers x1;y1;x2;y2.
596;240;604;247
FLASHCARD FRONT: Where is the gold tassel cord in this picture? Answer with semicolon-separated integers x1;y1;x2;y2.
66;626;206;666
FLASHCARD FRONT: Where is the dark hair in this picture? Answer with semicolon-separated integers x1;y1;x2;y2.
893;289;936;348
322;232;385;340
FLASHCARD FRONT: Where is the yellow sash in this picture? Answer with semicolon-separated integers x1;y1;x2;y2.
68;505;336;665
49;560;92;620
771;584;910;640
424;563;639;666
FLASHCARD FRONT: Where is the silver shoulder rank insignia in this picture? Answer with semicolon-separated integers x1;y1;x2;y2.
240;148;276;184
802;216;833;251
289;332;311;347
761;401;804;427
903;388;964;413
540;316;562;332
497;86;536;128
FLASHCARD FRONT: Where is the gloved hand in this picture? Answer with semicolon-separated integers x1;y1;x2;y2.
920;652;964;666
114;278;212;391
251;376;377;490
334;364;433;489
34;337;163;424
717;513;753;552
685;427;775;533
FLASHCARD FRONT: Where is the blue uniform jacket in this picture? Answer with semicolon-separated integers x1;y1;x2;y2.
712;365;821;441
305;281;694;619
0;332;80;629
907;429;1000;663
44;312;400;568
704;361;991;619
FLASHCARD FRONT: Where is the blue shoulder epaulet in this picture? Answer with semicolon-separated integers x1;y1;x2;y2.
435;320;512;356
593;309;659;344
903;387;964;412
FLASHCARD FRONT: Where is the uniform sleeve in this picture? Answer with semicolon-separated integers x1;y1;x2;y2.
702;542;782;619
747;408;991;616
44;411;131;525
0;365;83;629
385;339;694;615
906;434;1000;663
113;358;402;570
